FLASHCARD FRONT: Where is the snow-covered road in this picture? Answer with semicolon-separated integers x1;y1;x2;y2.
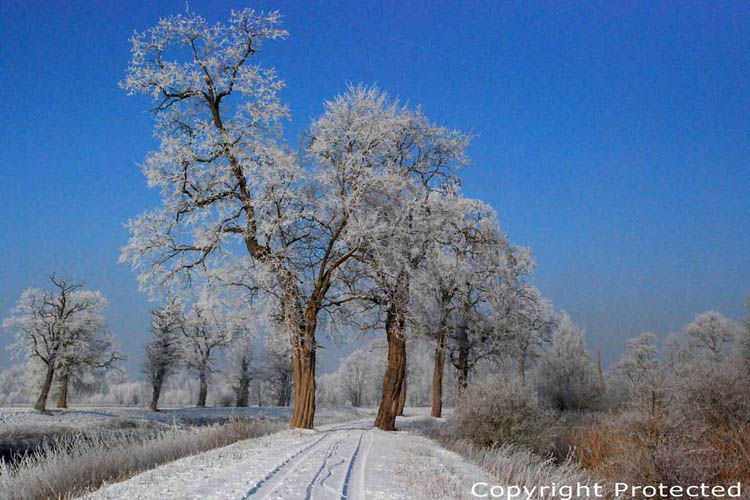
83;416;489;500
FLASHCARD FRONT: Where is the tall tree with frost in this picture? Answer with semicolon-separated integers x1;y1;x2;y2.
326;88;470;430
143;298;183;411
435;217;530;400
3;276;110;411
411;196;513;416
119;11;402;428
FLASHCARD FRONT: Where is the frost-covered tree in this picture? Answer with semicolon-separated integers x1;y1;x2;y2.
536;312;601;411
339;348;373;407
119;11;410;428
179;290;250;407
501;286;554;387
445;226;532;400
55;323;121;409
224;330;256;407
318;88;471;430
615;332;663;414
142;298;183;411
683;311;737;361
411;196;493;416
263;327;293;407
3;276;111;411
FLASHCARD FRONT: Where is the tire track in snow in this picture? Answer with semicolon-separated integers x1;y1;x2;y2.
305;436;345;499
242;421;366;499
340;431;364;499
356;430;374;500
241;432;330;499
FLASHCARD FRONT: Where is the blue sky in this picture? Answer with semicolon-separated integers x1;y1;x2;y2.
1;0;748;372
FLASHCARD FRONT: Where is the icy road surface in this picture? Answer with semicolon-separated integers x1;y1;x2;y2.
83;416;489;500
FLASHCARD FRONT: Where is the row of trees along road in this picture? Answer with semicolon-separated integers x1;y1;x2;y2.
114;8;548;429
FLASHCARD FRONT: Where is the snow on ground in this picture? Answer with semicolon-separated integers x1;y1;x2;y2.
0;406;373;432
82;414;490;500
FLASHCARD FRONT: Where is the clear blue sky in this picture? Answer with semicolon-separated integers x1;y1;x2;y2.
1;0;748;372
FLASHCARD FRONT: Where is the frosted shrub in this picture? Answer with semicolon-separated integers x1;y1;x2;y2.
456;378;545;449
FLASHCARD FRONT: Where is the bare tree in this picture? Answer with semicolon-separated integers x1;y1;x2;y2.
3;275;110;411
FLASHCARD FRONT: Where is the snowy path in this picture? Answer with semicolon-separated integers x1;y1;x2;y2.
83;416;490;500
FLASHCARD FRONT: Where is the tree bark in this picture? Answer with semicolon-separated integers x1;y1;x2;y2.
396;372;406;416
197;366;208;407
431;329;447;418
149;382;162;411
35;361;56;412
56;367;70;408
375;305;407;431
597;349;606;394
290;304;317;429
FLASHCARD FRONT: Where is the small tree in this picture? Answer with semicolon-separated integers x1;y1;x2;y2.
225;333;256;407
3;276;109;411
615;332;662;415
684;311;737;361
340;349;372;407
536;313;601;411
263;328;293;407
180;291;247;407
142;299;183;411
55;326;121;408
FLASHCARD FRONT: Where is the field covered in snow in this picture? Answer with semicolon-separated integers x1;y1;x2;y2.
0;406;374;432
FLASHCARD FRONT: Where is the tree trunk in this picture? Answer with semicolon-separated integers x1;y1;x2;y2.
149;382;162;411
236;360;250;407
197;366;208;407
457;344;469;399
518;355;526;387
375;305;407;431
396;372;406;416
431;329;447;418
35;361;56;412
290;304;317;429
56;367;70;408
